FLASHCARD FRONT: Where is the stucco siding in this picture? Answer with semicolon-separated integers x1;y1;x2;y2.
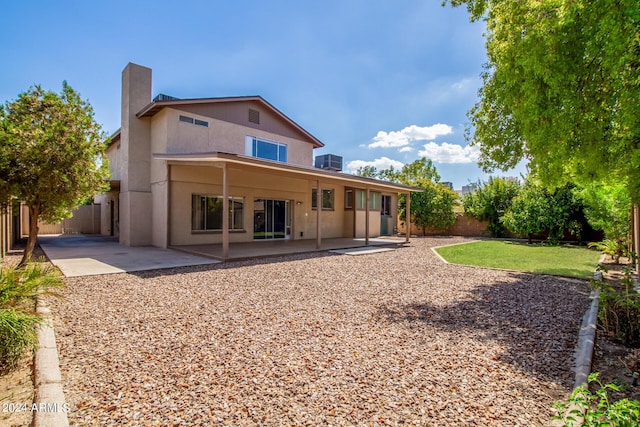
105;143;124;182
168;165;351;246
160;108;314;166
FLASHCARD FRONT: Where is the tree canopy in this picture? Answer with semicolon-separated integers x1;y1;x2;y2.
356;158;457;234
0;82;110;264
463;177;520;237
446;0;640;202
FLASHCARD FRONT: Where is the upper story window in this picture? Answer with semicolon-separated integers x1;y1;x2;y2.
245;136;287;163
179;114;209;128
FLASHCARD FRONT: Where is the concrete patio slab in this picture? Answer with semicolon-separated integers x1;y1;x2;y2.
38;235;220;277
329;246;396;256
171;236;406;260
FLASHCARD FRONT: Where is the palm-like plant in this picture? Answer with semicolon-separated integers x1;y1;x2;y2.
0;260;63;374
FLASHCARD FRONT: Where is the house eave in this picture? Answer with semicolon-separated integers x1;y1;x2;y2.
152;152;423;193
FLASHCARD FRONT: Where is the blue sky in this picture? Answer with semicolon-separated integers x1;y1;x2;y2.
0;0;525;189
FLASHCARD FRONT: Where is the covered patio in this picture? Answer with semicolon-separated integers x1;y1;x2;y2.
154;152;421;259
170;236;407;261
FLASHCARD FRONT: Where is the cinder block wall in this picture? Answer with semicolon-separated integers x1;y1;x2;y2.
397;213;490;237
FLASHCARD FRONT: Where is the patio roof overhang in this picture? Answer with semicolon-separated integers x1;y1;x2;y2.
152;151;424;194
153;151;420;258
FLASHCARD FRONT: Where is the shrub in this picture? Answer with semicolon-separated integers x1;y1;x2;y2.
0;261;63;375
0;261;63;307
463;177;521;237
0;308;40;374
588;238;629;264
596;266;640;347
553;372;640;426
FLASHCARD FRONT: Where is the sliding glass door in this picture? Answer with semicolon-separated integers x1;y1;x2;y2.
253;199;291;240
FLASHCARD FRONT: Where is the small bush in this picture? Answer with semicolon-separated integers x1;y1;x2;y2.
596;266;640;347
553;372;640;426
0;260;63;375
0;308;40;374
588;238;629;264
0;261;63;307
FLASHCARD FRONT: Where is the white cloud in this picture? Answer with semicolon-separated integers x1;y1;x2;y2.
451;77;474;92
368;124;453;148
417;142;480;164
398;146;414;153
345;157;404;174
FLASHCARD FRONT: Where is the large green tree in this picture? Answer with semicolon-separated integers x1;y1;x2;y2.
580;182;631;242
0;82;110;265
501;181;586;243
463;177;521;237
408;180;458;235
446;0;640;202
500;181;549;243
379;158;458;234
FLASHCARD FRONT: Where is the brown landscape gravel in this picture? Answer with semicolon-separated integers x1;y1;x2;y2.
50;237;592;426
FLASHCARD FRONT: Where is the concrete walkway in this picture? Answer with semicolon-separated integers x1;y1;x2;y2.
38;235;220;277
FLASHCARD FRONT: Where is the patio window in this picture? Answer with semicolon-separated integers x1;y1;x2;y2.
369;192;380;210
312;188;334;210
245;136;287;163
355;190;366;210
345;189;353;209
192;195;244;231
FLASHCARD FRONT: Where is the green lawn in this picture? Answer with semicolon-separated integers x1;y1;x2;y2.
434;240;601;278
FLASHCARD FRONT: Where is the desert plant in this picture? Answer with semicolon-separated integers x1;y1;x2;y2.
553;372;640;426
588;238;629;264
0;261;63;307
0;308;40;374
0;261;63;374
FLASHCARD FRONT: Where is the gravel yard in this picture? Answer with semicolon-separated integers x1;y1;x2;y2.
50;237;591;426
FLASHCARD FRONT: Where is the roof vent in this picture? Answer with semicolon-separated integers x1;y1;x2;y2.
315;154;343;172
153;93;180;102
248;108;260;124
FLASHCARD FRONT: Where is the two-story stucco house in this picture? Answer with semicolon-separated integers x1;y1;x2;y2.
96;63;418;258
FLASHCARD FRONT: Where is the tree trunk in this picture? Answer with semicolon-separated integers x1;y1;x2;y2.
19;203;39;267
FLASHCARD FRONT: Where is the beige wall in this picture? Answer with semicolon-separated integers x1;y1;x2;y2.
95;191;119;237
353;210;382;238
29;204;101;235
120;63;153;246
105;141;125;182
154;108;314;167
167;164;386;246
151;181;168;247
172;100;317;149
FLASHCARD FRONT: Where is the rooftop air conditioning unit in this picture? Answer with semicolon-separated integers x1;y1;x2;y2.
314;154;343;172
153;93;180;102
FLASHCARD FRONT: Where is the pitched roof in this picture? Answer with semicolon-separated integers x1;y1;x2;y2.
136;95;324;148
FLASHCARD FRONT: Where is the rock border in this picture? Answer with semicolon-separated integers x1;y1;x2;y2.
33;300;69;427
